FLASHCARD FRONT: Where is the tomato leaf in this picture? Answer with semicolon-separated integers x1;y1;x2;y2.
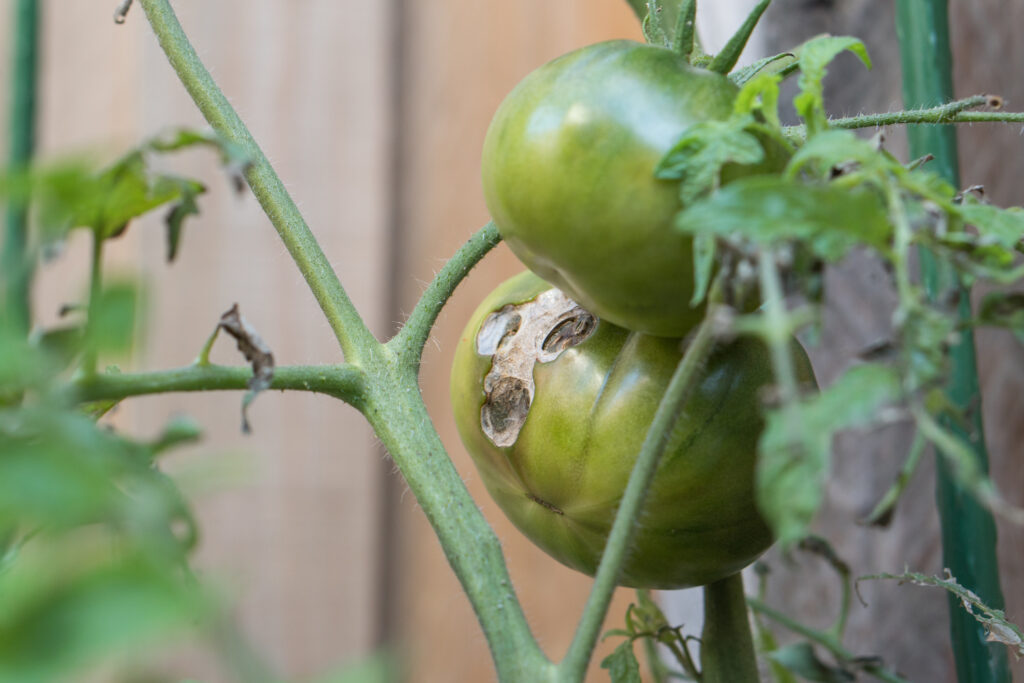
600;640;642;683
757;363;902;546
84;279;142;359
786;129;887;179
165;178;204;262
735;72;783;129
793;36;871;135
767;643;854;682
675;176;892;261
730;52;797;86
656;116;766;204
690;232;716;306
955;201;1024;251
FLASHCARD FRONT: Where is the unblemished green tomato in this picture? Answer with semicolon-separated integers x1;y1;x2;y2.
482;40;777;337
450;272;815;589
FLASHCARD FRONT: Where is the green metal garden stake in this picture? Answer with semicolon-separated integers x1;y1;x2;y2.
1;0;39;337
894;2;1011;681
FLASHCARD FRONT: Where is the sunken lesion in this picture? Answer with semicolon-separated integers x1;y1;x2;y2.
477;287;598;448
481;376;531;447
542;312;597;354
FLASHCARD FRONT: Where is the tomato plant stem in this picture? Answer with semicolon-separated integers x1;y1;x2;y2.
781;96;1024;140
137;0;377;362
82;233;105;377
72;363;367;405
1;0;38;338
362;359;555;683
387;222;501;367
701;573;758;683
894;2;1011;681
559;275;727;681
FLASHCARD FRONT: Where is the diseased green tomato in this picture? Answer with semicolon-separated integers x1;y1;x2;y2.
482;40;775;337
450;272;815;589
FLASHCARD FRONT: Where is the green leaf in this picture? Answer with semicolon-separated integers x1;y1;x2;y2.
786;129;887;179
735;72;783;129
757;363;902;545
690;232;716;306
165;179;204;262
0;128;247;248
0;332;54;396
149;415;203;455
793;36;871;135
730;52;797;86
768;643;854;682
656;116;766;204
675;176;892;261
312;651;398;683
600;640;642;683
956;201;1024;251
86;280;142;358
0;555;209;683
75;152;184;239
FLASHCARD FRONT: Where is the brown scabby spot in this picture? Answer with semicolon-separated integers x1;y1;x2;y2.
527;493;565;515
477;288;597;447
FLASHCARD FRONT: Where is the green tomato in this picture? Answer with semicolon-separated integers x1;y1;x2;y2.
482;40;773;337
450;272;815;589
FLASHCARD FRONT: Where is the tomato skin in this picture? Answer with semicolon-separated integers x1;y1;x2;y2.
482;40;742;337
451;272;815;589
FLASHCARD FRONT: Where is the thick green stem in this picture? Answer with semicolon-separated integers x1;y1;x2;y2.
73;363;367;405
362;359;553;683
559;276;725;681
894;2;1010;682
388;222;501;366
136;0;376;360
701;573;758;683
2;0;39;338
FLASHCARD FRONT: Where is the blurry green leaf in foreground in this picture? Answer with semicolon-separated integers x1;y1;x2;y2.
85;279;143;359
757;363;901;546
656;115;766;204
0;548;209;683
599;640;642;683
0;128;249;254
767;642;853;682
313;651;400;683
675;176;892;261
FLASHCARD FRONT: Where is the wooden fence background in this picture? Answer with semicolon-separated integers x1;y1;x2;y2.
0;1;1021;681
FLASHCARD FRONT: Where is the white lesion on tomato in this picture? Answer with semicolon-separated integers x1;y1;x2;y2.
477;287;597;448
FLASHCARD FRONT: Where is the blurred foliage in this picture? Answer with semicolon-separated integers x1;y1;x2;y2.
0;129;392;682
662;34;1024;548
